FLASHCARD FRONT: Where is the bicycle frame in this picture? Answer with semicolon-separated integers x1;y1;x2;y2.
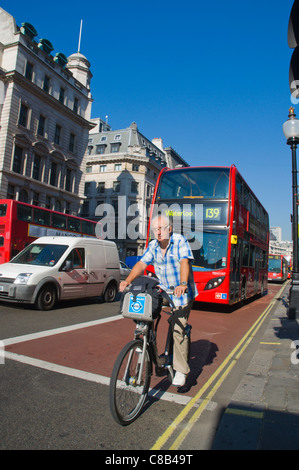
110;283;192;426
133;308;175;384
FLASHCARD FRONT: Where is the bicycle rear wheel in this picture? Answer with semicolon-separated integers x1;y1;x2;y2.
109;339;152;425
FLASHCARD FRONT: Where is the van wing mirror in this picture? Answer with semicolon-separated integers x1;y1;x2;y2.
62;260;73;272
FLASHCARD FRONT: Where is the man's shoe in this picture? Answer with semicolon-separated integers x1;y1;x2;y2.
172;371;186;387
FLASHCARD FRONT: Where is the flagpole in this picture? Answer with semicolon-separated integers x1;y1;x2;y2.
78;19;83;52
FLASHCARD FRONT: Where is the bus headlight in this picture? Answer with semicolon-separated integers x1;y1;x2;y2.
14;273;32;285
204;276;225;290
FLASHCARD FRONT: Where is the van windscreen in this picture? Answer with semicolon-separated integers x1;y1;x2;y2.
10;244;68;266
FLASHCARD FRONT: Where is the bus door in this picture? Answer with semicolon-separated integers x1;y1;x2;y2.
254;248;260;294
230;236;241;303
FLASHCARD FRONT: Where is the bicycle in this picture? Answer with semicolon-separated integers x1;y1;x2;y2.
109;276;192;426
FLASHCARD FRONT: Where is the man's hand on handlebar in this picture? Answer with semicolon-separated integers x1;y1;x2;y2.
174;284;188;297
119;280;130;292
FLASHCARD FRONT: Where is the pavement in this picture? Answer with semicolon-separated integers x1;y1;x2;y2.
211;282;299;450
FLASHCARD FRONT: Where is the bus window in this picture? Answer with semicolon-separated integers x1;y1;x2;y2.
242;241;249;266
17;204;32;222
0;236;4;246
82;220;95;235
68;217;81;232
0;204;7;217
33;208;51;226
52;213;66;229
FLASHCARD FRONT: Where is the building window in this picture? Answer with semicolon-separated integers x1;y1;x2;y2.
97;182;105;193
43;75;50;93
69;133;75;152
114;163;122;171
100;136;107;142
113;181;121;193
132;164;139;172
96;145;105;154
45;196;51;209
37;115;46;136
84;182;91;195
81;201;89;216
32;154;42;180
73;98;79;114
18;104;29;128
100;165;107;172
59;87;65;104
25;62;33;81
65;169;72;192
7;184;15;199
33;191;39;206
114;134;122;141
54;124;62;145
50;161;58;186
111;143;120;153
86;165;92;173
131;181;139;194
19;189;29;203
12;146;24;174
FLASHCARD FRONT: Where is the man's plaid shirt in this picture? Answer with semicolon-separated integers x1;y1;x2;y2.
140;232;198;307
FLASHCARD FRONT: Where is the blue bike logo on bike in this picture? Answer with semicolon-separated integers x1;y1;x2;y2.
129;295;145;314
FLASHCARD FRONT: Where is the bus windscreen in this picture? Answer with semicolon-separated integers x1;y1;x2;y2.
158;168;230;199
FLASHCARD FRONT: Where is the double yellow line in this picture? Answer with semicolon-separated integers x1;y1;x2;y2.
151;283;287;450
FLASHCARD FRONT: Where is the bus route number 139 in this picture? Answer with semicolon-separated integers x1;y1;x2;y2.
205;207;221;220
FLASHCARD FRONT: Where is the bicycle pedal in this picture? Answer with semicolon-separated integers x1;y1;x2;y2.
155;366;166;377
158;354;167;366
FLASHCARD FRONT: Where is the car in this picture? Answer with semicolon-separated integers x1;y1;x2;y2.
120;261;131;280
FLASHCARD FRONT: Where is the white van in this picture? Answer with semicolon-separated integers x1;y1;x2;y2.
0;236;120;310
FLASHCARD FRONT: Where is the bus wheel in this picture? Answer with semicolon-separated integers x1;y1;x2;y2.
35;284;57;310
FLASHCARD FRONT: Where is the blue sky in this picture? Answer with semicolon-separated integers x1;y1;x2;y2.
1;0;296;239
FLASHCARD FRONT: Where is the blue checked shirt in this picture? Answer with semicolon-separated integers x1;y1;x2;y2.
140;233;198;307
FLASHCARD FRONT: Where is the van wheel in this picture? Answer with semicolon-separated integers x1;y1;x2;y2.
35;284;57;310
104;282;117;302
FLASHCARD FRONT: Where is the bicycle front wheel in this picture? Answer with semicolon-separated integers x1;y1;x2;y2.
109;339;152;425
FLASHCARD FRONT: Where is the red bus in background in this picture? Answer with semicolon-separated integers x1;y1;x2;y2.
268;254;288;282
147;165;269;305
0;199;99;264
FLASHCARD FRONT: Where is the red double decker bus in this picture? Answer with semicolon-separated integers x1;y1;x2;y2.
0;199;99;264
147;165;269;305
268;254;288;282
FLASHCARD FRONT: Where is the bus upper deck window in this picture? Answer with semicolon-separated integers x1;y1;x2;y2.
0;204;7;217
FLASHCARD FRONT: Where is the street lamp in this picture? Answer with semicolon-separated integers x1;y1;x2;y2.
283;106;299;319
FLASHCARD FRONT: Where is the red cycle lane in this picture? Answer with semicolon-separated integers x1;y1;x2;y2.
5;284;282;399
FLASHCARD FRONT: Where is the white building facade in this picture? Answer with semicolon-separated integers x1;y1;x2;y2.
0;8;94;214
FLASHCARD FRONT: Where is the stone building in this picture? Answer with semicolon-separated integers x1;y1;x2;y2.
83;118;188;259
0;7;94;214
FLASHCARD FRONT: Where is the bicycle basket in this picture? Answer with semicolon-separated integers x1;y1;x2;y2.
120;275;163;321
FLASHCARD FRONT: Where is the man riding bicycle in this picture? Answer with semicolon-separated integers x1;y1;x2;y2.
119;214;198;387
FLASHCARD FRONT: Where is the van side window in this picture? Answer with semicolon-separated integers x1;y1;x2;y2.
62;248;85;269
73;248;85;268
